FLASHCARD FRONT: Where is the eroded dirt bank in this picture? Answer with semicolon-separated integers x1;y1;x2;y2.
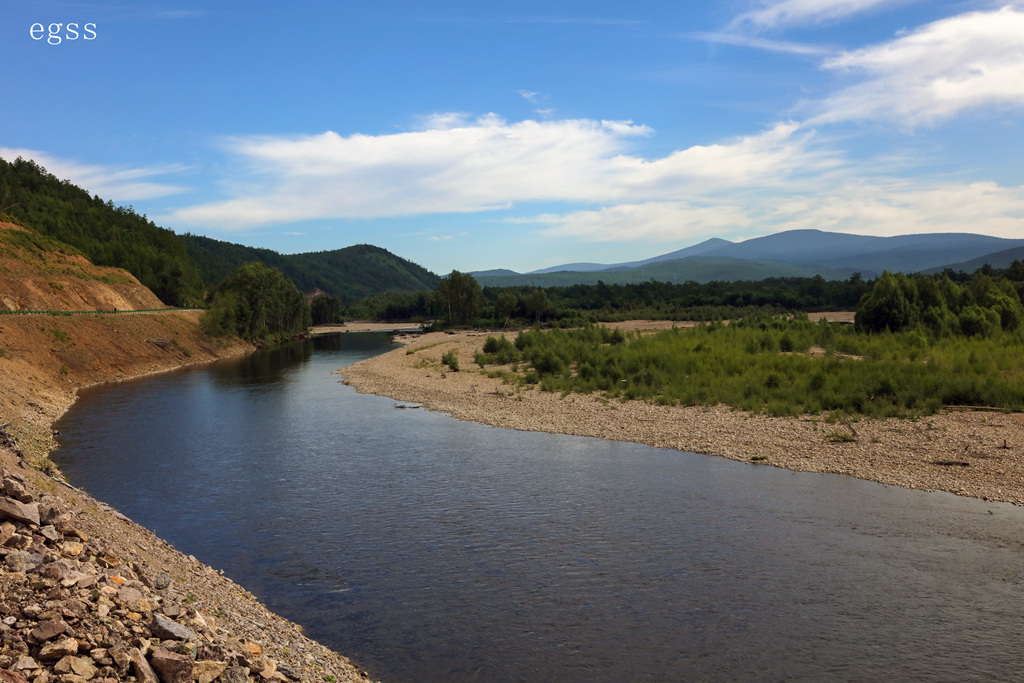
340;329;1024;506
0;312;376;683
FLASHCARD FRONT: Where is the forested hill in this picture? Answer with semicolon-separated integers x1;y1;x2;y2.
0;156;438;304
184;235;440;301
0;157;204;306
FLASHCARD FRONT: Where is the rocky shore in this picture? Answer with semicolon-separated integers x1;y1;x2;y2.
0;314;376;683
340;328;1024;506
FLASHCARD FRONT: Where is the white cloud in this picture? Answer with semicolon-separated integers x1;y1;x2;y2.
523;179;1024;244
0;148;187;201
764;179;1024;237
520;202;754;242
811;5;1024;126
162;117;829;230
692;31;836;56
732;0;902;31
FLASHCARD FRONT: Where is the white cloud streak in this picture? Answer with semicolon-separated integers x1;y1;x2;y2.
732;0;902;31
527;180;1024;244
810;5;1024;126
0;148;187;201
162;117;834;230
693;31;836;56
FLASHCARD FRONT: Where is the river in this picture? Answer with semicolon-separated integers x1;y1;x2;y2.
53;333;1024;682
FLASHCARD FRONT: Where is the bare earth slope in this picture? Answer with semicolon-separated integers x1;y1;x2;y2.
340;330;1024;505
0;226;375;682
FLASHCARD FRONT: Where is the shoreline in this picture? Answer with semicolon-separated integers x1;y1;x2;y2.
0;313;376;683
339;327;1024;506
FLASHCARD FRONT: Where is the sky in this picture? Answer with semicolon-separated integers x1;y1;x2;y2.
3;0;1024;275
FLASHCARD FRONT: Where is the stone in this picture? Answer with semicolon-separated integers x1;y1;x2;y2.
13;656;39;671
130;648;159;683
149;647;193;683
0;497;39;526
150;615;197;642
60;542;83;558
0;669;29;683
53;655;97;679
108;646;131;674
95;554;120;569
38;526;61;543
276;662;301;681
30;619;65;642
0;521;16;545
38;637;79;661
4;550;34;572
219;666;250;683
115;586;143;606
194;660;227;683
1;478;33;504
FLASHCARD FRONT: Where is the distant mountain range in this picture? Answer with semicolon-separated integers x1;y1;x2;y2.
472;230;1024;287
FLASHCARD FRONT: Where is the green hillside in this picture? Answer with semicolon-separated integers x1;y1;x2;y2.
0;156;438;304
184;235;440;301
0;157;204;306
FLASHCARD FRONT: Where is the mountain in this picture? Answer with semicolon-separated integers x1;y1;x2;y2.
468;268;520;278
478;230;1024;286
476;256;854;287
530;237;733;274
184;235;440;301
923;245;1024;275
0;156;439;304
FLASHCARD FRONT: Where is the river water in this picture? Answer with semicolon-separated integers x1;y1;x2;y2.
53;333;1024;682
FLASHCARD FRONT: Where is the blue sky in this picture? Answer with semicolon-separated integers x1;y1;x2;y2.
3;1;1024;275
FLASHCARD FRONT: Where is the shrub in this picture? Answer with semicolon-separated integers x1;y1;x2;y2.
441;349;459;372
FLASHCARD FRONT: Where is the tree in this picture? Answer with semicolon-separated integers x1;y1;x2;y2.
434;270;483;326
202;262;311;342
855;271;916;333
310;293;343;325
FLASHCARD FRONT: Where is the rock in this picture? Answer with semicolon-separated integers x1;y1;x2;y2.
38;637;79;661
130;648;159;683
0;521;17;545
30;619;65;642
0;497;40;526
13;656;39;671
150;614;197;642
149;647;193;683
108;646;131;675
276;662;301;681
194;660;227;683
0;669;29;683
115;585;143;606
38;526;61;543
4;550;36;573
53;655;97;679
219;666;251;683
2;478;33;504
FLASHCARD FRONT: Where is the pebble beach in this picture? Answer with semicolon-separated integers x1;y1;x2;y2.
339;327;1024;506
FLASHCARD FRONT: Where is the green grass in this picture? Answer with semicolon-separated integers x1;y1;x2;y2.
473;317;1024;418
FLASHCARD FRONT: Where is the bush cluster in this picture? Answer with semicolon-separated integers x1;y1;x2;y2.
472;317;1024;418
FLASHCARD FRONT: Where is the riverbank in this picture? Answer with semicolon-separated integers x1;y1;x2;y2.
339;327;1024;505
0;312;376;682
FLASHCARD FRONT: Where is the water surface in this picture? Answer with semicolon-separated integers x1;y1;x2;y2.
54;334;1024;681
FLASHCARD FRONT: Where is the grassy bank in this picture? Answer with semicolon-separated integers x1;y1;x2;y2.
474;318;1024;418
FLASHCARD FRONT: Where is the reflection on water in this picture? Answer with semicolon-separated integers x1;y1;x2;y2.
54;334;1024;682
